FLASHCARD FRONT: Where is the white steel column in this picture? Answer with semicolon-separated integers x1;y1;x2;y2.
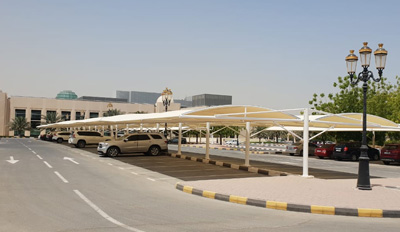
102;126;105;136
178;123;182;155
140;124;143;132
156;123;160;132
302;108;310;177
245;122;251;166
206;123;210;160
114;125;118;140
125;124;129;135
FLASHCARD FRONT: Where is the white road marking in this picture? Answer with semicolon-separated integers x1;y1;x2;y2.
147;178;156;182
36;155;43;160
32;151;37;154
63;157;79;164
6;156;19;164
118;167;125;170
131;172;138;175
108;163;113;166
73;190;145;232
54;171;69;183
43;161;53;168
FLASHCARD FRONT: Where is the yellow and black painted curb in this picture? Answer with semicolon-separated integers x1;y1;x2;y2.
181;144;273;155
176;183;400;218
168;153;288;177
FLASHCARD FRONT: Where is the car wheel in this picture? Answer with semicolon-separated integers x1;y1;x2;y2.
383;161;391;165
148;146;161;156
351;154;357;161
300;150;303;156
57;138;63;143
372;153;380;161
289;153;294;156
107;147;120;157
77;140;86;148
318;156;324;159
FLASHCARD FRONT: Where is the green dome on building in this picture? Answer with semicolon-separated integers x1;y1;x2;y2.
56;90;78;100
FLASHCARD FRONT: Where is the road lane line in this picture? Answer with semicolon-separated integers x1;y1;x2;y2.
73;190;145;232
32;151;37;154
131;172;138;175
54;171;69;183
36;155;43;160
43;161;53;168
118;167;125;170
147;178;156;182
108;163;113;166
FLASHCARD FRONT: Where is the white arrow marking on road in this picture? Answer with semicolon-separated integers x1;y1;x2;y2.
64;157;79;164
6;156;19;164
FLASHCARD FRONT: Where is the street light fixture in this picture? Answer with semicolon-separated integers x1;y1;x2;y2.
161;88;173;138
345;42;388;190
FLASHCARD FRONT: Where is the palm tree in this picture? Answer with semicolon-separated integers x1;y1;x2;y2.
42;112;62;124
9;117;31;137
103;109;122;117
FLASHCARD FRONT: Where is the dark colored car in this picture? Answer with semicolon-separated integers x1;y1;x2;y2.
380;144;400;165
168;137;187;144
332;142;380;161
314;144;336;159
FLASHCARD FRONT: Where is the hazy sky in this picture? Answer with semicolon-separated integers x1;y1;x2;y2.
1;0;399;109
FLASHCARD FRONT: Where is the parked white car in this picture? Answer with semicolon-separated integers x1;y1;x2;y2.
225;139;238;145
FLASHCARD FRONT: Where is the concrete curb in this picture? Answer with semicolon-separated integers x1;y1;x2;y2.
175;183;400;218
181;144;272;154
168;153;289;177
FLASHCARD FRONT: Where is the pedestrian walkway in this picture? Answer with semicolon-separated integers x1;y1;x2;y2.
171;151;400;218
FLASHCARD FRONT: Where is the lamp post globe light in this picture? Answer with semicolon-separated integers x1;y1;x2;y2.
345;42;388;190
161;88;173;138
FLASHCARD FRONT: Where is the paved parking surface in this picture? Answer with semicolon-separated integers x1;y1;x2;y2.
60;144;265;181
56;142;377;180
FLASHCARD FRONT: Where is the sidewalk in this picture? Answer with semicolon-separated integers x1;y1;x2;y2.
171;148;400;218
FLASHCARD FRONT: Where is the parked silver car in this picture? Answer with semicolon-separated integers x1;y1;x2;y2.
287;142;318;156
97;133;168;157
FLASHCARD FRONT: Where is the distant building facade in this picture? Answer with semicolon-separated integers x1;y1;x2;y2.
116;90;160;104
0;90;180;137
117;91;232;108
192;94;232;107
78;96;128;103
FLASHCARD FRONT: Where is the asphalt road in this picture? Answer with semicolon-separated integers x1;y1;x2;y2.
1;138;400;232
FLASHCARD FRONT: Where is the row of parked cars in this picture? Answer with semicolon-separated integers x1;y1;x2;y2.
40;130;169;157
287;142;400;165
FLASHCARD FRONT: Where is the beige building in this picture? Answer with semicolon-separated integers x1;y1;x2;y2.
0;90;180;137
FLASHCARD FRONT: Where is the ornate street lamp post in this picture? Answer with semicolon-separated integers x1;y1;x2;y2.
345;42;388;190
161;88;173;138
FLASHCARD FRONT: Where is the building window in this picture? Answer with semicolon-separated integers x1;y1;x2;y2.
15;109;26;118
61;111;71;121
89;112;99;118
30;110;42;136
31;110;41;121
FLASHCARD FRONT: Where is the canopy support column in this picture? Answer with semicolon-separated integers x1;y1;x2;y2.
245;122;251;166
114;125;118;140
178;123;182;155
302;108;311;178
205;123;210;160
156;123;160;132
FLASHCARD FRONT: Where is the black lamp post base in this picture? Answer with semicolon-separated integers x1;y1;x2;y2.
356;155;372;190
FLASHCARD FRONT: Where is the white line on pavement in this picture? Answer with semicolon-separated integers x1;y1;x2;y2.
43;161;53;168
131;172;138;175
73;190;145;232
36;155;43;160
54;171;69;183
32;151;37;154
108;163;113;166
147;178;156;182
118;167;125;170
